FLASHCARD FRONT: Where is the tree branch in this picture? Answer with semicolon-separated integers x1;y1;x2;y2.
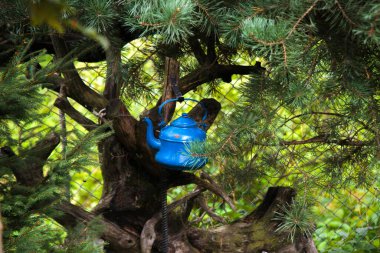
188;37;207;64
50;34;108;111
196;194;226;224
188;98;221;131
57;201;140;253
54;97;98;131
206;35;217;62
144;62;263;125
180;63;263;94
161;57;180;123
0;24;139;67
279;135;373;147
104;41;122;100
106;99;138;149
187;187;318;253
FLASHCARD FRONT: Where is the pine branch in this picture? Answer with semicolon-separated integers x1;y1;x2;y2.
181;63;264;93
0;23;139;67
144;62;263;124
196;194;226;224
246;136;373;147
286;0;320;40
335;0;357;27
245;0;319;46
279;136;373;147
54;97;98;131
50;34;108;111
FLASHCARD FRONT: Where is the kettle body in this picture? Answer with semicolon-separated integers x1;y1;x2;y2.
144;98;208;170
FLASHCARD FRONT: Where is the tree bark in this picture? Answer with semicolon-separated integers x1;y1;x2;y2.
187;187;317;253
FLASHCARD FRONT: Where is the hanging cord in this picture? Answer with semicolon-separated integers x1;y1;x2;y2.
160;178;169;253
59;83;70;200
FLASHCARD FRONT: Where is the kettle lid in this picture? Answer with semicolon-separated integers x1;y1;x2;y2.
170;113;197;128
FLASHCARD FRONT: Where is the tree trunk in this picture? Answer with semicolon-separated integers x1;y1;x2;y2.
95;139;318;252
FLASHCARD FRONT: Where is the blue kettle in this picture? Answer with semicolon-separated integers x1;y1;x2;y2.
143;98;208;170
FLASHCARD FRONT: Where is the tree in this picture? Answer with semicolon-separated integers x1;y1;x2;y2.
0;0;379;252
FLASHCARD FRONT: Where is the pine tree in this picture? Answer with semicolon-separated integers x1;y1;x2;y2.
0;0;379;252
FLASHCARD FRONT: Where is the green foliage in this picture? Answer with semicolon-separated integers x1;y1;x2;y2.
1;123;112;252
0;41;43;140
354;3;380;44
120;39;161;105
72;0;117;33
274;200;315;243
4;217;105;253
313;185;380;252
182;140;208;169
4;217;65;253
0;45;112;252
124;0;198;43
242;17;290;44
62;218;105;253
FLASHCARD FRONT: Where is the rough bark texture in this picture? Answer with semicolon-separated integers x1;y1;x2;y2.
188;187;317;253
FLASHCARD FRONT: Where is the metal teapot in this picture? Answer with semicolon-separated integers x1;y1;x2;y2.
143;98;208;170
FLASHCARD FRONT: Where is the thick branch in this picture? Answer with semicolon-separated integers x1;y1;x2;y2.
144;62;263;124
161;58;180;123
180;63;263;94
188;98;221;131
104;41;122;100
188;37;207;64
206;35;217;62
106;99;138;149
50;34;108;111
54;97;98;131
57;201;140;253
0;24;139;67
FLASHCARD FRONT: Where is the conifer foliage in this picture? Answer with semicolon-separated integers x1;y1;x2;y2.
0;0;379;252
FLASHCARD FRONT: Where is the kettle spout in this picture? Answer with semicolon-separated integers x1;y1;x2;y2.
143;117;161;150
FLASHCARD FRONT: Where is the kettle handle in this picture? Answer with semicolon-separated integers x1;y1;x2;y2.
158;98;208;126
